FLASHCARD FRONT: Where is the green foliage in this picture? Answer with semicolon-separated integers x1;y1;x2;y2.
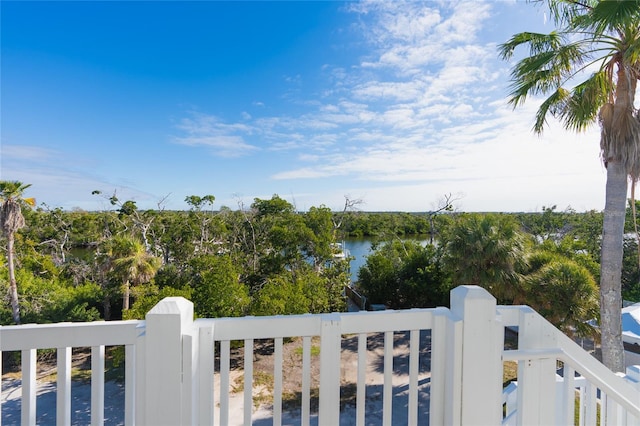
622;237;640;302
123;283;192;320
524;254;599;339
187;254;250;318
357;240;451;309
251;273;311;316
442;213;527;303
304;206;335;266
251;265;344;315
0;267;102;324
340;212;431;238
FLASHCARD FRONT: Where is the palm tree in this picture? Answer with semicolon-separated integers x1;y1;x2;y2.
110;235;161;311
525;251;600;339
499;0;640;372
443;214;527;304
0;181;35;324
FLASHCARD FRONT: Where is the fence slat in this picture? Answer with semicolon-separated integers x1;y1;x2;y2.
182;333;195;426
274;337;283;426
562;364;575;425
57;346;72;425
198;325;215;426
409;329;419;426
21;348;36;426
356;333;367;426
125;344;135;426
302;336;311;426
91;345;105;426
584;382;597;425
383;331;393;426
220;340;231;426
244;339;254;426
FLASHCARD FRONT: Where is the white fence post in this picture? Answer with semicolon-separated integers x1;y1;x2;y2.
141;297;194;426
319;313;341;426
450;285;503;425
516;307;558;426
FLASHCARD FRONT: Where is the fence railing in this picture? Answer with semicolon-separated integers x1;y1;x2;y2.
499;305;640;425
1;320;142;425
1;286;639;425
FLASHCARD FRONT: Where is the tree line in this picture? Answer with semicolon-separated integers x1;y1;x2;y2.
3;181;640;328
0;187;353;324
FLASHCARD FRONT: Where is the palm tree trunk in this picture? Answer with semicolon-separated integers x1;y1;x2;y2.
123;281;130;311
7;233;21;324
103;294;112;321
600;160;626;372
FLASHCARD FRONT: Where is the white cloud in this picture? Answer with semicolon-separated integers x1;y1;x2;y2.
1;144;57;162
171;1;608;212
172;113;259;157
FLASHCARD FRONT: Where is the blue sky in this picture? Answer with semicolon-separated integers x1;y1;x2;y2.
1;0;605;212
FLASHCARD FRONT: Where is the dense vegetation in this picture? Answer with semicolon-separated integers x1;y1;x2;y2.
3;184;640;340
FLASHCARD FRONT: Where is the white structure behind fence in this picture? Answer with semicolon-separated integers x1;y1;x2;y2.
1;285;639;425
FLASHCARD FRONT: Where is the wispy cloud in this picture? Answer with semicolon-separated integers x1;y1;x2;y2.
170;0;602;212
172;113;259;157
1;144;58;162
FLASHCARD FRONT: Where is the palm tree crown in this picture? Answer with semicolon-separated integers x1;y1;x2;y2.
109;235;161;311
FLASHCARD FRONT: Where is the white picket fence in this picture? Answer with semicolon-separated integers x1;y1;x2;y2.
1;285;639;425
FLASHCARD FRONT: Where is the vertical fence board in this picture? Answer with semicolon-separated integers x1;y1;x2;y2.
243;339;254;426
21;348;36;426
57;346;72;425
135;326;146;426
198;325;215;426
302;336;311;426
430;309;447;425
584;383;597;426
182;333;196;426
91;345;105;426
220;340;231;426
356;333;367;426
124;344;135;426
562;365;575;426
409;329;419;426
274;337;283;426
383;331;393;426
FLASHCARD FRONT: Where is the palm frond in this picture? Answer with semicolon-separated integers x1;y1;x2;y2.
534;87;570;133
559;70;612;131
499;31;564;60
623;32;640;67
542;0;596;26
579;0;640;34
506;40;586;107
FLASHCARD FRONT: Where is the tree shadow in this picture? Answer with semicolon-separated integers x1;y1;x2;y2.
341;329;433;375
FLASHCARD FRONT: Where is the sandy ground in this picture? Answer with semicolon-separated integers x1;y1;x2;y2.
1;331;432;425
1;379;125;425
